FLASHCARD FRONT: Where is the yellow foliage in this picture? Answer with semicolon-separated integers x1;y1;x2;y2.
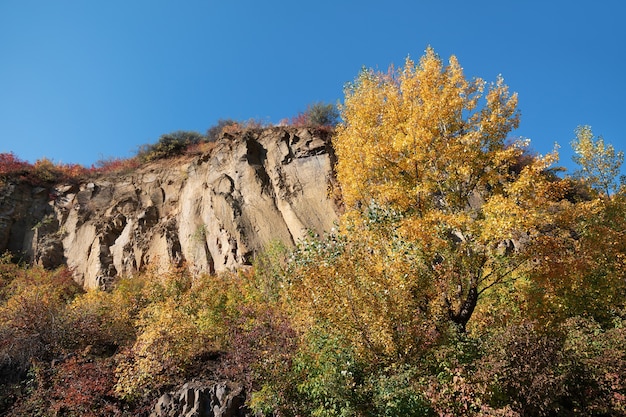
113;268;243;400
323;47;568;335
114;297;212;399
285;230;438;362
527;194;626;325
571;125;624;198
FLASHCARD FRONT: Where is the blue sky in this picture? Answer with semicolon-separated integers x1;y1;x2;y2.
1;1;624;173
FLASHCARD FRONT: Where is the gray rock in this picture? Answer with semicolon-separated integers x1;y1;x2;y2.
0;127;340;289
151;381;247;417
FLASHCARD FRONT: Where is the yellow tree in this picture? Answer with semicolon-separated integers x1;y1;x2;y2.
571;125;624;198
331;47;564;333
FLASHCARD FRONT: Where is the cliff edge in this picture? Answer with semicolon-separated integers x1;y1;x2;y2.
0;127;340;288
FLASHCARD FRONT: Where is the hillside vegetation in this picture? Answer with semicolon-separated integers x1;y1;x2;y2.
1;48;625;416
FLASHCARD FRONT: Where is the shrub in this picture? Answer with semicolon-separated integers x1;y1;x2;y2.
559;316;626;415
221;304;298;399
475;317;626;416
206;119;241;142
368;365;434;417
137;130;206;162
114;298;212;400
92;156;141;176
420;332;488;416
0;265;84;414
0;266;82;368
291;102;340;128
0;153;89;185
114;269;240;400
64;289;138;356
307;102;340;127
250;327;366;417
9;356;120;417
0;153;30;180
477;321;567;416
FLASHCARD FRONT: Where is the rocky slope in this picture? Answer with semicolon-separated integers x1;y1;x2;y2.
0;127;340;288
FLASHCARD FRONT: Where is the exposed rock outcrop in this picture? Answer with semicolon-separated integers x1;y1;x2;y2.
0;127;340;288
151;381;247;417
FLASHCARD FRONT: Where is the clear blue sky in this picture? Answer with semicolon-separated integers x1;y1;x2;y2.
1;1;624;173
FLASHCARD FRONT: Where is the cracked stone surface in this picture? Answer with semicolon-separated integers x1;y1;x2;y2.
0;127;340;288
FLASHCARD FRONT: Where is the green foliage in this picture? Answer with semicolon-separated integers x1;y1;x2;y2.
368;366;434;417
137;130;206;162
250;327;364;417
291;328;365;417
291;102;340;127
307;102;340;127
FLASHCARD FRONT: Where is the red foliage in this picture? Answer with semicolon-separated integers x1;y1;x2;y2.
92;157;141;175
0;153;93;185
0;152;145;186
290;111;309;127
0;152;31;179
48;357;120;417
56;162;90;182
220;305;298;393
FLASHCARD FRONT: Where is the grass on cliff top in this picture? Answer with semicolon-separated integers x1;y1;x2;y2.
0;112;338;187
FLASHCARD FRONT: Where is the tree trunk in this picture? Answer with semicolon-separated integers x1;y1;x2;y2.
449;285;478;332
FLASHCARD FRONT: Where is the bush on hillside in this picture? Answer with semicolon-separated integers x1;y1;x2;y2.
291;102;339;128
0;153;90;185
206;119;241;142
137;130;206;162
93;156;141;175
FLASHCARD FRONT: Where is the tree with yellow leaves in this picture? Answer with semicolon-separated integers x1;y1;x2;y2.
571;125;624;198
324;48;565;335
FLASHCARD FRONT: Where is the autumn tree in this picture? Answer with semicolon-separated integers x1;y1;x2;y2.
326;48;564;334
571;125;624;198
524;129;626;326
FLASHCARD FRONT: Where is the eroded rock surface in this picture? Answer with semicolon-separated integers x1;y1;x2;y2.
0;127;339;288
151;381;247;417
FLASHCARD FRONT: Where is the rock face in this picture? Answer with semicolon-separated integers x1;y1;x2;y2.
151;381;247;417
0;127;340;288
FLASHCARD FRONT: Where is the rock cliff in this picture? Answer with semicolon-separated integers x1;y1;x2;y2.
0;127;340;288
